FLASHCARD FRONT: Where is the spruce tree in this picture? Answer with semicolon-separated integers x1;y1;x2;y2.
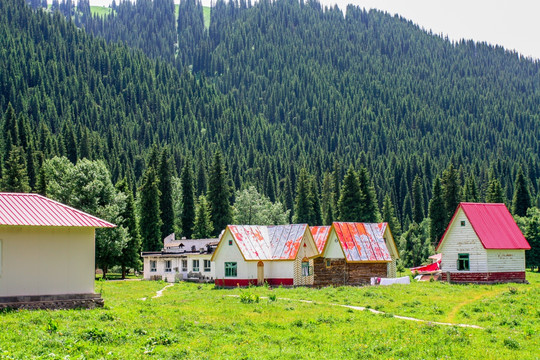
116;178;142;279
462;174;479;202
2;103;17;163
441;163;461;223
284;177;294;222
485;173;504;203
180;157;196;238
412;175;424;224
321;171;334;225
309;177;322;225
428;177;446;245
512;167;531;216
382;194;401;238
62;120;78;164
192;195;214;239
358;166;380;222
293;168;313;223
2;146;30;193
158;148;175;240
139;167;162;251
338;166;361;221
207;151;232;236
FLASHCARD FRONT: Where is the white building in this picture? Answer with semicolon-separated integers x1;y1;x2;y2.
436;202;530;284
211;224;319;287
142;234;218;282
0;193;115;309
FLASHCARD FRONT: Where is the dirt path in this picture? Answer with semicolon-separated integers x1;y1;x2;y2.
227;295;483;329
140;283;174;301
446;288;502;323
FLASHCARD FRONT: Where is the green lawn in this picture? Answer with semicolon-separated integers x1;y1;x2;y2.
90;6;113;17
1;273;538;359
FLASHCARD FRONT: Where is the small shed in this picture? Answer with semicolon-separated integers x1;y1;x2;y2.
141;233;218;282
212;224;318;287
0;193;115;309
311;222;399;286
436;203;530;284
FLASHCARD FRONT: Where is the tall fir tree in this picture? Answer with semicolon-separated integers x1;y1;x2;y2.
428;177;446;245
116;178;142;279
180;156;196;238
192;195;214;239
62;120;78;164
158;148;175;239
309;177;322;225
512;167;531;216
321;171;334;225
485;172;505;203
338;166;361;221
441;163;461;223
462;174;479;202
283;177;294;223
207;151;232;236
1;146;30;193
382;194;401;238
357;166;380;222
411;175;424;224
293;168;313;223
139;167;162;251
2;103;18;164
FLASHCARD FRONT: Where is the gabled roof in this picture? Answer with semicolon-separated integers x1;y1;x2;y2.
312;222;393;262
220;224;312;261
436;203;530;251
0;193;115;228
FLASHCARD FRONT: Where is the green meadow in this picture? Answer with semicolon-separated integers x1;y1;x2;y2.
1;273;538;359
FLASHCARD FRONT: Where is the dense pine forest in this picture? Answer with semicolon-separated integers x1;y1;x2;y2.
2;0;539;272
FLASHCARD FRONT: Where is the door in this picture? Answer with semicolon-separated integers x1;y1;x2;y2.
257;261;264;285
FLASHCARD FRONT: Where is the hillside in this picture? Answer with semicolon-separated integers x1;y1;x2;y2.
2;0;540;232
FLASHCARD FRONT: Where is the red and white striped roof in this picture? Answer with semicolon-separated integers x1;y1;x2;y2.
0;193;115;228
436;203;530;250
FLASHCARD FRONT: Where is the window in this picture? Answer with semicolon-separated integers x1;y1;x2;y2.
193;259;200;272
461;220;466;227
150;260;157;272
302;261;312;276
181;259;188;272
204;259;211;272
457;253;470;271
325;259;331;268
164;260;172;272
228;240;233;246
225;262;237;277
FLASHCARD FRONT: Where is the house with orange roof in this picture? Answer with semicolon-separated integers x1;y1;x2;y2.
437;203;530;284
0;193;115;309
310;222;399;286
211;224;318;287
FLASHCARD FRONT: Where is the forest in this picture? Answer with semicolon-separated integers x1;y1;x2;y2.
1;0;539;274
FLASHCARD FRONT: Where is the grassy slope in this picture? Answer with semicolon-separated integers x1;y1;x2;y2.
90;5;113;16
174;5;211;29
0;273;538;358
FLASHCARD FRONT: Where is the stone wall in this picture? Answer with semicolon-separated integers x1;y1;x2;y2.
313;258;388;287
0;293;104;310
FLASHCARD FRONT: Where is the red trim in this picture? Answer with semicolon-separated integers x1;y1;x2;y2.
441;271;527;284
214;278;293;287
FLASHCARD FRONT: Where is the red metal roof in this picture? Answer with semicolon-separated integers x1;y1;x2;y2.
227;224;309;260
0;193;115;228
311;222;392;262
436;203;530;250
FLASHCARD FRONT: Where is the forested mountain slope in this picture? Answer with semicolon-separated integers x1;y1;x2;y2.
3;0;540;229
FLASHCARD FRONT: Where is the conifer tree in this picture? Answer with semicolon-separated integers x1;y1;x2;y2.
139;167;162;251
462;174;479;202
338;166;360;221
382;194;401;238
412;175;424;224
180;156;196;238
62;120;78;164
116;178;142;279
293;168;313;223
2;146;30;193
207;151;232;235
192;195;214;239
196;154;208;196
428;177;446;245
358;166;380;222
2;103;17;162
512;167;531;216
284;177;294;222
441;163;461;223
321;171;334;225
309;177;322;225
158;148;175;240
485;173;504;203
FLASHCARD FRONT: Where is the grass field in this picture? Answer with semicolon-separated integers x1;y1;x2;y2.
174;6;211;29
1;273;538;359
90;6;113;17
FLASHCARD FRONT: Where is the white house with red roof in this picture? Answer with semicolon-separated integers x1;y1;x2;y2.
310;222;399;286
211;224;318;287
436;203;530;284
0;193;115;309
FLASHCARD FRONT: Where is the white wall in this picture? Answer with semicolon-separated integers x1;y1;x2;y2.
143;254;215;282
487;250;526;272
439;209;488;272
213;231;257;281
324;230;345;258
0;226;95;297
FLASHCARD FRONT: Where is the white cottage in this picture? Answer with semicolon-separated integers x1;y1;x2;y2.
436;202;530;284
141;234;218;282
212;224;318;287
0;193;115;309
